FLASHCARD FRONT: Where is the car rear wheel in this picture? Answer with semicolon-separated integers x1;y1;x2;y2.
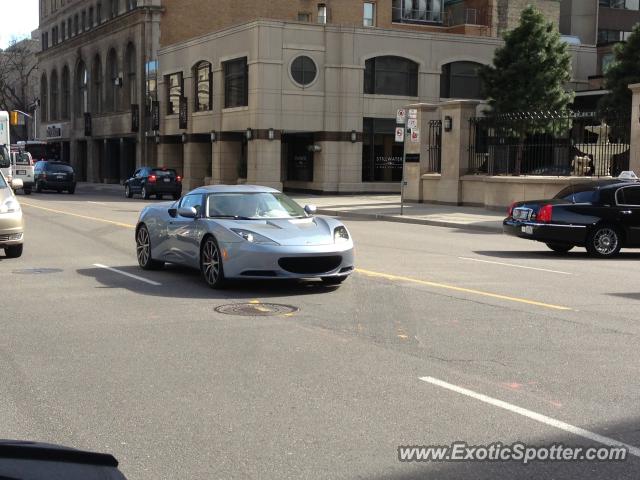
125;185;133;198
136;225;164;270
200;237;225;289
321;275;348;285
35;181;42;193
545;243;574;254
141;186;150;200
586;225;622;258
4;244;23;258
23;188;31;195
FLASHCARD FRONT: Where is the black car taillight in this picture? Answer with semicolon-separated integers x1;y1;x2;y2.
537;204;553;223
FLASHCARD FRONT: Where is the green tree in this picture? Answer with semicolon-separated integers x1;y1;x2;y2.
599;24;640;116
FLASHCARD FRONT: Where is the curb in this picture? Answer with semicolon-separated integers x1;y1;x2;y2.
316;209;504;233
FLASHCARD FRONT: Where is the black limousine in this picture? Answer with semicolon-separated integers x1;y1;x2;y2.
503;177;640;257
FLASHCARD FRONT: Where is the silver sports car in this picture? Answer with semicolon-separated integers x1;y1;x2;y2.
135;185;355;288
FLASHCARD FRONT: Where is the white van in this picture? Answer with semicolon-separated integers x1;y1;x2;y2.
10;149;34;194
0;112;11;183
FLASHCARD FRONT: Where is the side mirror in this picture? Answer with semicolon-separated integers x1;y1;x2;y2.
11;179;23;190
177;206;198;218
168;207;177;218
304;204;317;215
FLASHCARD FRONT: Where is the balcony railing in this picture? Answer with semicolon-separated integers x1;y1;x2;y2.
443;8;491;27
392;6;443;24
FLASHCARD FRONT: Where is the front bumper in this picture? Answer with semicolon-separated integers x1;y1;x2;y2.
0;212;24;247
220;241;355;279
503;219;587;245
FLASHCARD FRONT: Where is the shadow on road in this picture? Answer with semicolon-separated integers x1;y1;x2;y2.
475;249;640;261
76;264;340;300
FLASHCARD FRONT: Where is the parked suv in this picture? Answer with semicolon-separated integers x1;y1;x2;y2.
10;150;34;194
34;161;76;194
124;167;182;200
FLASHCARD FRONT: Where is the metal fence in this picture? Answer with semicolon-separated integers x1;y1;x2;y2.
425;119;442;173
468;111;631;177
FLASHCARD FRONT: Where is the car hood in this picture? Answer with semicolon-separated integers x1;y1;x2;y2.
216;215;342;246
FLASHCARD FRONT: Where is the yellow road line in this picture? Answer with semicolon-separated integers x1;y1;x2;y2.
21;200;571;311
356;268;572;311
21;202;136;229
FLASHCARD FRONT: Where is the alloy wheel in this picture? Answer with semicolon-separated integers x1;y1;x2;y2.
593;228;618;256
202;239;221;286
136;227;151;267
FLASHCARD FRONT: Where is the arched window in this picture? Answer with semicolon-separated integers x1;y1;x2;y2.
75;61;88;117
106;49;119;112
440;61;484;99
193;61;212;111
50;70;59;120
364;56;418;96
61;65;70;119
124;43;136;106
92;55;103;113
40;74;49;122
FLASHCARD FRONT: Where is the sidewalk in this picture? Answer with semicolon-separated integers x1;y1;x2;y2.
77;183;505;232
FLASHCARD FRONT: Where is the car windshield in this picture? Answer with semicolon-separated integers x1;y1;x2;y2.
14;152;31;165
152;169;176;177
207;192;307;219
0;145;9;168
554;185;598;203
47;163;74;173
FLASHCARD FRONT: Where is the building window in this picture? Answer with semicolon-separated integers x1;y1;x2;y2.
392;0;443;23
50;70;59;119
61;65;70;119
599;0;640;9
111;0;119;18
107;49;119;112
601;53;615;74
92;55;103;113
89;7;94;27
166;72;183;114
75;62;88;117
364;56;418;96
81;11;86;31
42;32;49;50
317;3;327;23
74;14;79;35
364;2;376;26
597;29;632;44
124;43;136;105
291;56;317;87
440;61;483;99
297;12;311;21
194;61;212;112
127;0;136;11
362;118;403;182
97;2;102;23
223;57;248;108
40;74;48;121
61;21;66;40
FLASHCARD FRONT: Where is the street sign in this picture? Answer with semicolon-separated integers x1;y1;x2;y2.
407;118;418;129
409;109;418;119
396;109;407;124
395;127;405;142
410;128;420;143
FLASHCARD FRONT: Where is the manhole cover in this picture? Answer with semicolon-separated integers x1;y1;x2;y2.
13;268;63;275
215;303;299;317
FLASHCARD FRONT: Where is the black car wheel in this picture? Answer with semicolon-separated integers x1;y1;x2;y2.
68;187;75;194
156;194;163;200
35;181;42;193
125;185;133;198
586;225;622;258
23;188;32;195
136;225;164;270
321;275;348;285
201;237;225;289
141;186;150;200
4;244;23;258
546;243;574;254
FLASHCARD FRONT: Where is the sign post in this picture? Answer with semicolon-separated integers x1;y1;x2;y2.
396;109;408;216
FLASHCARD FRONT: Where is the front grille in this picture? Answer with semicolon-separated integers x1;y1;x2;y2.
0;233;22;242
278;256;342;274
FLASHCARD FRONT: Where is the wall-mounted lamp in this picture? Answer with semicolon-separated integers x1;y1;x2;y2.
268;128;275;141
246;128;253;141
181;132;187;143
350;130;357;143
444;116;453;132
210;130;217;143
154;131;160;144
307;144;322;153
114;76;123;87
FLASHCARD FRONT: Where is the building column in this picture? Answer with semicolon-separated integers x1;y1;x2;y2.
629;83;640;174
211;139;241;185
247;139;282;190
85;140;99;183
183;141;211;190
437;100;480;205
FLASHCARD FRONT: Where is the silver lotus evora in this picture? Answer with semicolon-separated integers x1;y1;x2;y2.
135;185;355;288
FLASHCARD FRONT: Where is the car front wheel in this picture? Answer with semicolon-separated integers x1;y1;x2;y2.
136;225;164;270
201;237;225;289
586;225;622;258
141;186;150;200
4;244;23;258
546;243;574;254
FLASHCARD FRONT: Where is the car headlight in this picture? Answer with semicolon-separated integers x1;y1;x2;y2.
0;197;21;214
334;226;350;243
230;228;279;245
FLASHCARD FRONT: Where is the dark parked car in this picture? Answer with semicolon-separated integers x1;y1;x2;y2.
124;167;182;200
503;179;640;257
34;161;76;194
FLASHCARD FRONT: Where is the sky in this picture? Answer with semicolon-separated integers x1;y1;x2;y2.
0;0;39;49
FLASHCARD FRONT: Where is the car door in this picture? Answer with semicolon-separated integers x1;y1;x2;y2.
133;168;146;193
615;186;640;246
129;168;141;191
166;194;204;267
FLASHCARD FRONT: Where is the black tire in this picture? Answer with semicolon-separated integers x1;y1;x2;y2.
586;224;622;258
200;236;226;289
136;225;164;270
68;187;75;194
156;194;163;200
125;185;133;198
4;244;23;258
23;188;32;195
141;185;150;200
35;181;42;193
546;243;574;254
321;275;348;285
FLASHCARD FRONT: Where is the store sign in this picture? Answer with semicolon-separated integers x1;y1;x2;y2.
408;109;418;119
410;128;420;143
46;124;62;139
131;104;139;133
179;96;188;130
407;118;418;129
396;108;406;125
395;127;405;143
375;156;403;169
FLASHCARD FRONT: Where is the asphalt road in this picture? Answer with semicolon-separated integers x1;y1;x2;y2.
2;184;640;479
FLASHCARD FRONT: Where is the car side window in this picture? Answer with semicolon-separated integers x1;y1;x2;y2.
180;194;203;215
133;169;141;178
618;186;640;206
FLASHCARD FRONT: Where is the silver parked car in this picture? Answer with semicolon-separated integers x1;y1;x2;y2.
135;185;355;288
